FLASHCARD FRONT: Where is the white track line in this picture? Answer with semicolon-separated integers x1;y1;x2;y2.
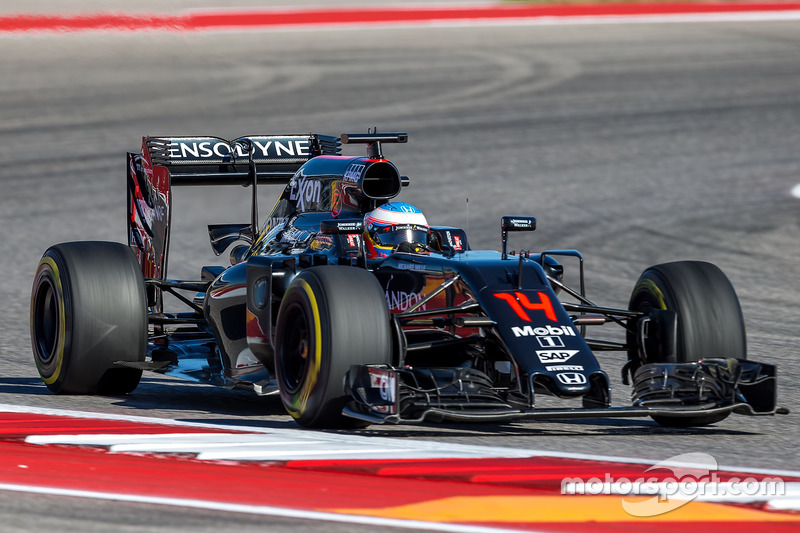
26;432;525;461
4;402;800;476
4;403;800;516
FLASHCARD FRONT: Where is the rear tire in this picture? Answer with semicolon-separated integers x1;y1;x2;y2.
30;241;147;394
274;266;392;428
628;261;746;427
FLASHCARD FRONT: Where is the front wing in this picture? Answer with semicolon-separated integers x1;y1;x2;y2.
343;358;784;424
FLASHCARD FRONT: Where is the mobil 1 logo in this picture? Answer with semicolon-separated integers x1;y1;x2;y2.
512;324;576;339
511;324;576;348
510;324;579;364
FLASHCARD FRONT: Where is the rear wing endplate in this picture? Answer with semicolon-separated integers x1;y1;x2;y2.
127;134;340;301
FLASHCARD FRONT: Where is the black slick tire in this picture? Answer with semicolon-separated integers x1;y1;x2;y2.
628;260;746;427
30;241;147;394
274;266;392;428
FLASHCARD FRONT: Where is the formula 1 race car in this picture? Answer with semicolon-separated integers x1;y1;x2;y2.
30;131;787;428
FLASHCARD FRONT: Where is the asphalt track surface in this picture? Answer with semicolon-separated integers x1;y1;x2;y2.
1;6;800;531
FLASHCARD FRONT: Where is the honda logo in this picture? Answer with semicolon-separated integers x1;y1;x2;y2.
556;372;587;385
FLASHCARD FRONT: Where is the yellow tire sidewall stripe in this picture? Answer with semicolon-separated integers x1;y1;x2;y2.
287;278;323;419
33;256;67;385
633;278;667;310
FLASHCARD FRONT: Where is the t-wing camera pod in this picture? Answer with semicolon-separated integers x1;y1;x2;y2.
341;131;408;159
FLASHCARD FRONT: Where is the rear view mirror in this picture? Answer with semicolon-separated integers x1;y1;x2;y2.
501;216;537;232
501;216;536;260
230;244;249;265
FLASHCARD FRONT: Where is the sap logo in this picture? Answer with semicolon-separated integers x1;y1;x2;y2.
386;291;426;312
556;372;587;385
343;163;365;183
536;350;579;364
289;176;321;211
511;324;576;338
495;292;557;322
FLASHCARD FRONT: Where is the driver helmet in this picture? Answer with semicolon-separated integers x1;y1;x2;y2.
364;202;429;259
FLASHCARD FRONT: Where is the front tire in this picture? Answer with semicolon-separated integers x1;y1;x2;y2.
628;261;746;427
274;266;392;428
30;241;147;394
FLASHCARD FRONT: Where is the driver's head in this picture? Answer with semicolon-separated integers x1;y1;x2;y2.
364;202;429;259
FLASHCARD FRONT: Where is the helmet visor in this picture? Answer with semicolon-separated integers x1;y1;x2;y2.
373;224;429;247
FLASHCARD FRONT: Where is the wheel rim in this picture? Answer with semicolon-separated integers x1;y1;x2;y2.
279;302;311;394
33;277;59;364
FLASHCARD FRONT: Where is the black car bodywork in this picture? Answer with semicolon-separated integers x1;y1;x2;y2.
31;131;786;428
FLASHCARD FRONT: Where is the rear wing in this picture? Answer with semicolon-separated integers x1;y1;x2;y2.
145;134;341;185
127;133;340;292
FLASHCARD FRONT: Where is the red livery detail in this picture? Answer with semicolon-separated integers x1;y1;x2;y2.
495;291;557;322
